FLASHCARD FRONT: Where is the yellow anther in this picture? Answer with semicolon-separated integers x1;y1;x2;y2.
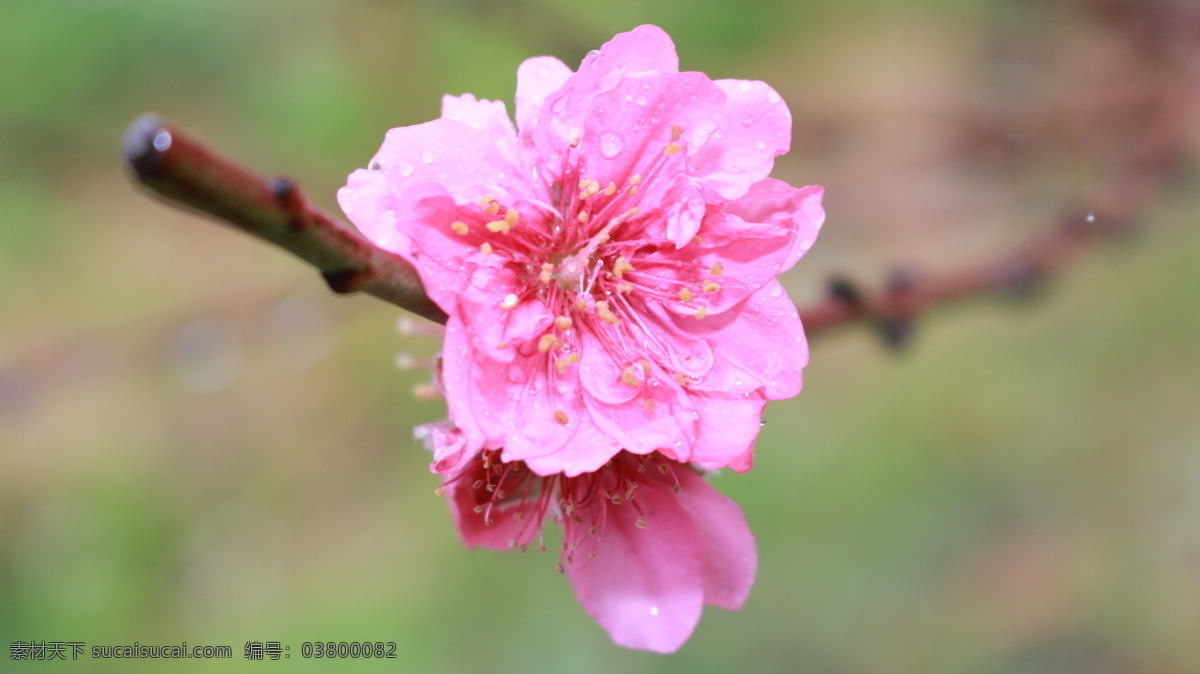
495;341;509;350
692;235;703;244
604;182;617;196
499;293;519;310
505;208;519;227
595;301;620;326
486;220;511;234
627;186;639;196
679;288;694;303
617;282;634;294
479;194;496;207
554;315;573;330
553;410;570;425
642;399;657;411
622;366;640;387
555;353;580;374
539;263;555;284
629;174;642;185
577;210;590;224
674;372;696;386
578;179;600;199
480;242;494;255
671;125;683;141
538;333;562;353
484;202;501;215
710;261;725;276
574;298;588;311
664;142;683;156
451;221;469;235
703;280;721;293
613;256;634;278
694;307;708;320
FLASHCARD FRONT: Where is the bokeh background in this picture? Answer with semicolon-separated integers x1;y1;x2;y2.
2;0;1199;672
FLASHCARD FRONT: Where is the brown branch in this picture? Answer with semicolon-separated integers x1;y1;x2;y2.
800;0;1200;346
122;114;447;324
121;0;1198;344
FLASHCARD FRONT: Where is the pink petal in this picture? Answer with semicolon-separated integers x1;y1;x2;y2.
688;79;792;200
532;25;679;151
444;458;541;551
515;56;572;136
651;212;795;318
672;467;757;610
657;280;808;401
685;393;763;471
440;93;519;162
501;358;622;478
724;179;825;273
440;316;521;449
372;117;527;203
566;468;703;653
582;373;699;462
337;169;411;256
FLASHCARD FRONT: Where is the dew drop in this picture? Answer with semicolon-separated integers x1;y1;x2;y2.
635;94;647;106
152;130;172;152
420;151;435;164
397;161;414;177
767;90;781;104
738;80;753;92
507;364;528;383
599;133;623;159
756;140;767;150
770;285;783;298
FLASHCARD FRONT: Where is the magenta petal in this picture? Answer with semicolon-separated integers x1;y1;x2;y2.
566;472;703;653
672;468;757;610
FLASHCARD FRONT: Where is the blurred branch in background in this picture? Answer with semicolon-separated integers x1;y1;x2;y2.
123;0;1200;347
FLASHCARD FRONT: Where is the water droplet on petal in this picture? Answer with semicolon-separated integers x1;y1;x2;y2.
507;364;528;383
739;81;753;92
397;161;414;177
770;285;783;298
756;140;767;150
767;90;782;104
420;151;435;164
599;133;623;159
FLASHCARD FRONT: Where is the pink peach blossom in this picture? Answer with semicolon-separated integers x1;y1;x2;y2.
340;25;824;478
419;421;756;653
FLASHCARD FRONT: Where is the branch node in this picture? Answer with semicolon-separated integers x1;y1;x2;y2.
270;177;307;230
878;268;919;350
827;276;863;308
322;267;371;294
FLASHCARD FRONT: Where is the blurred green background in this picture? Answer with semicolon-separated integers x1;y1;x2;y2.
2;0;1199;672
